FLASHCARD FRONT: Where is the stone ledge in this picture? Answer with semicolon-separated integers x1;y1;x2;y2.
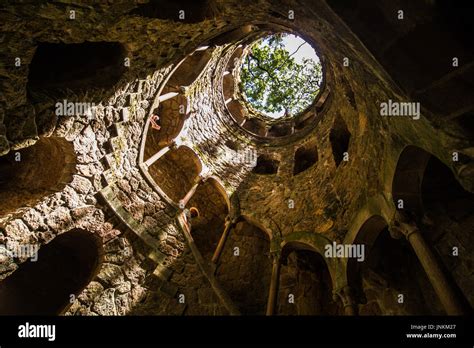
99;185;169;269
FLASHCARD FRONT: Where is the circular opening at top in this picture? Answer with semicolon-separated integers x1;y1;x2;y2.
240;33;323;119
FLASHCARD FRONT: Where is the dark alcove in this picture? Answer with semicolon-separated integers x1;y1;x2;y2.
293;143;318;175
28;41;126;98
253;155;279;175
329;115;351;167
0;229;102;315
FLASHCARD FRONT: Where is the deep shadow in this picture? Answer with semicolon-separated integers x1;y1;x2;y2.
0;229;102;315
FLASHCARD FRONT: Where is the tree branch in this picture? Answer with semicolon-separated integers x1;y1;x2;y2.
274;41;306;71
249;53;281;87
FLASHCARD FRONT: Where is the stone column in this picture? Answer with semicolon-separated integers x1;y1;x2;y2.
211;217;234;264
179;176;203;209
194;45;209;52
333;285;358;315
265;251;281;316
390;219;466;315
157;91;179;102
143;141;176;168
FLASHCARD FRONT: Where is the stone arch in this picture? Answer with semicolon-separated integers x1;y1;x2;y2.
391;145;432;214
348;215;388;254
222;73;235;101
392;145;474;220
278;241;341;315
226;100;246;125
293;141;318;175
143;87;188;162
391;146;473;312
294;112;317;130
242;118;266;137
315;87;332;113
267;123;293;137
188;177;230;260
349;215;443;315
27;41;126;100
345;215;387;311
239;215;273;241
210;25;258;47
281;232;344;289
421;154;474;218
419;153;474;309
215;218;272;315
0;137;76;217
147;145;202;203
227;46;244;71
208;176;231;212
167;48;214;88
343;194;395;248
0;229;103;315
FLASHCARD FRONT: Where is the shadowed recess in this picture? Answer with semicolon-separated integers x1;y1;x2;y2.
188;179;229;260
167;49;214;88
131;0;219;23
216;220;271;315
293;142;318;175
329;115;351;167
253;154;279;175
0;229;103;315
278;242;340;315
0;137;76;217
27;41;126;98
356;227;443;315
148;146;201;202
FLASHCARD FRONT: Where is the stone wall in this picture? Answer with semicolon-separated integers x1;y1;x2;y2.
0;0;472;316
216;221;272;315
355;229;444;316
278;250;341;315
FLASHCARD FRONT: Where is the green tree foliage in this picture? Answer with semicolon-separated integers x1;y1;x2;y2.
240;34;323;118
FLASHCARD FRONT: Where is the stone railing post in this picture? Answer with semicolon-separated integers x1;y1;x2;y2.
390;216;466;315
333;285;358;315
211;217;235;264
265;250;281;316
